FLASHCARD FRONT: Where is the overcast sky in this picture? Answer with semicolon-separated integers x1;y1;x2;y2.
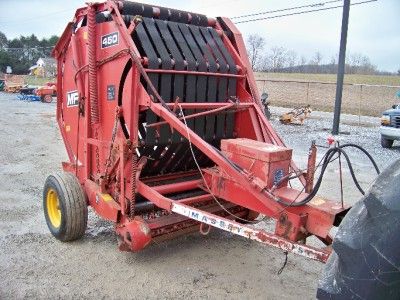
0;0;398;72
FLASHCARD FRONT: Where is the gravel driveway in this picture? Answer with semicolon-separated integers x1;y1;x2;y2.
0;92;398;299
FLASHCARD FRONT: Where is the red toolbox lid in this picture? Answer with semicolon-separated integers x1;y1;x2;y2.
221;138;292;162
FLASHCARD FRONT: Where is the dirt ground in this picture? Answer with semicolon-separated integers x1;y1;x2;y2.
0;92;398;299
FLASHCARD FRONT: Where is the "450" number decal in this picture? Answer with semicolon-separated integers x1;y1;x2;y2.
101;32;119;49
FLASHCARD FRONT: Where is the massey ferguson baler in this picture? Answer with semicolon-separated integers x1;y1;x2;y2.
44;1;400;298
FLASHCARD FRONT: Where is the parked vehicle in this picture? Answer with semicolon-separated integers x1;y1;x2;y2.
380;91;400;148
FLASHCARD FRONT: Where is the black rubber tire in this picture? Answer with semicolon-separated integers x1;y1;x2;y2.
317;158;400;299
381;136;394;148
43;172;88;242
40;94;53;103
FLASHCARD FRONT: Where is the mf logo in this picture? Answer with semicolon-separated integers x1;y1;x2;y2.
67;91;79;107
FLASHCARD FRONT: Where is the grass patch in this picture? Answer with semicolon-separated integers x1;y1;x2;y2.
25;76;56;86
255;72;400;86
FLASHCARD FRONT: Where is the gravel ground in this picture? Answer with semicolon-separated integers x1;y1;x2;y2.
0;92;398;299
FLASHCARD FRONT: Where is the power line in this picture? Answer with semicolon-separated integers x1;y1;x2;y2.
234;0;377;24
231;0;342;19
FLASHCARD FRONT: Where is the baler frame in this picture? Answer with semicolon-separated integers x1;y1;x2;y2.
51;0;349;263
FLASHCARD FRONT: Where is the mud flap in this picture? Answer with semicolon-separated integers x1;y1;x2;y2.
317;158;400;299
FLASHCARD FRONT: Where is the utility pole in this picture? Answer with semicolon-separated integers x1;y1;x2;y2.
332;0;350;135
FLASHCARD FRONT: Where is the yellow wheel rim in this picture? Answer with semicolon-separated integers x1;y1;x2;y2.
46;188;61;228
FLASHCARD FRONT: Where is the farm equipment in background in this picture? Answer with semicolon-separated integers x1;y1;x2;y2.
5;83;24;93
17;87;40;101
17;82;56;102
279;105;312;125
4;75;25;93
35;82;56;103
43;1;400;298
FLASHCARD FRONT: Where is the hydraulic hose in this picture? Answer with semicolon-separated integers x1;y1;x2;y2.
272;143;380;207
339;143;380;173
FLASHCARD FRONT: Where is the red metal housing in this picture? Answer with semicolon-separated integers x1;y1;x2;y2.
52;0;348;262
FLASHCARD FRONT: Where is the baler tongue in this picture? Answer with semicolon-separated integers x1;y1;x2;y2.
50;0;350;262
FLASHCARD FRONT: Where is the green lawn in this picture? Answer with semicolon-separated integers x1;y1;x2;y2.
25;76;55;86
255;72;400;86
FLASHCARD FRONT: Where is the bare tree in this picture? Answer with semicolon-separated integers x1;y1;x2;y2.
348;52;363;74
347;52;377;74
246;34;265;71
267;46;287;72
328;55;338;73
359;55;377;74
308;51;323;73
298;56;307;72
286;50;298;69
310;51;323;66
258;55;270;72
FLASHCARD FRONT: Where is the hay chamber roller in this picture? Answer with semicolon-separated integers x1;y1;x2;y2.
45;0;350;262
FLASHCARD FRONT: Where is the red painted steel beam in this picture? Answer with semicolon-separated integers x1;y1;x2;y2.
141;170;199;184
164;102;253;109
177;194;213;205
152;179;202;195
147;103;236;128
145;68;245;78
137;181;173;211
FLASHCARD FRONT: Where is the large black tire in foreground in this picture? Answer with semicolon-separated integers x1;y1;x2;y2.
43;172;88;242
317;158;400;299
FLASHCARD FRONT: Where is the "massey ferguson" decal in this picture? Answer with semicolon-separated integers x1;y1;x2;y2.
66;90;79;107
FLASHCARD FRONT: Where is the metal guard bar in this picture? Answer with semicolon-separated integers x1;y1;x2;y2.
171;202;330;263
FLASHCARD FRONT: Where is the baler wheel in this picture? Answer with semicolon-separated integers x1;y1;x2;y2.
41;94;53;103
317;158;400;299
43;172;88;242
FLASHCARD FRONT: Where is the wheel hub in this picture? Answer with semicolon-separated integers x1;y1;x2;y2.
46;188;61;228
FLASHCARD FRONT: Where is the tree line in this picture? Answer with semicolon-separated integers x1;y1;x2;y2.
247;34;396;75
0;31;396;76
0;31;58;74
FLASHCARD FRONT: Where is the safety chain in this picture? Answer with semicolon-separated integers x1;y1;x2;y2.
94;130;101;176
74;49;130;85
130;151;138;219
104;110;120;180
